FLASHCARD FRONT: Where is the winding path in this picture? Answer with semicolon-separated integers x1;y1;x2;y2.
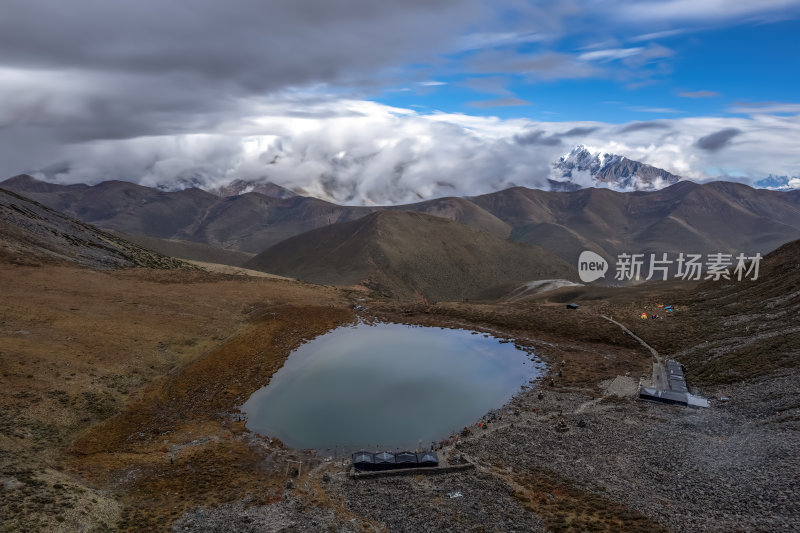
600;314;661;362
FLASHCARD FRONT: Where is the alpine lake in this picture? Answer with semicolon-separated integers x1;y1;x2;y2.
242;321;544;453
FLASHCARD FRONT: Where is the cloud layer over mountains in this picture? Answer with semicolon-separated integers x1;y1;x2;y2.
1;1;799;204
26;98;800;205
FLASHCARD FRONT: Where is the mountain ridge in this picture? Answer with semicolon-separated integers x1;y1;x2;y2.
244;210;578;300
4;174;800;274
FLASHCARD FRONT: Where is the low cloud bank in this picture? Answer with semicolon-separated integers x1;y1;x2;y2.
24;99;800;205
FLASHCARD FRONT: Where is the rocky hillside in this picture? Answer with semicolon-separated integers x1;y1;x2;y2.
0;187;190;270
681;238;800;384
616;237;800;386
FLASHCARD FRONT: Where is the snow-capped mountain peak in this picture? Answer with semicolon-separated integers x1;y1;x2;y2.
550;145;681;192
556;145;616;173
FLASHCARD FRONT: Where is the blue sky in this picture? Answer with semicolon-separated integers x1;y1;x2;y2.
376;13;800;123
1;0;799;202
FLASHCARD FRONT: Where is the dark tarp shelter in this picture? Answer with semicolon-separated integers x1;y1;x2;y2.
351;450;445;472
352;451;374;471
395;451;418;468
373;451;396;471
416;451;439;467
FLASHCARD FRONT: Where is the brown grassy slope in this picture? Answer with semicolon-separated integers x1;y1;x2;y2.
245;210;579;301
390;196;512;238
108;230;254;267
182;193;374;252
0;263;352;532
69;305;354;531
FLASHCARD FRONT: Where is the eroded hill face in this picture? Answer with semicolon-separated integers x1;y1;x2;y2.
244;210;578;301
0;187;190;270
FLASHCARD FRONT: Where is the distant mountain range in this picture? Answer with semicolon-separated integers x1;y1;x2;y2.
31;146;800;203
3;173;800;297
0;174;516;255
471;181;800;268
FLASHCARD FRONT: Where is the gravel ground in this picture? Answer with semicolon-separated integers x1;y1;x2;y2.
173;494;362;533
171;368;799;533
455;372;800;532
331;470;546;533
171;370;799;532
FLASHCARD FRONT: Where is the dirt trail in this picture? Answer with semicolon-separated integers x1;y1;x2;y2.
600;314;661;361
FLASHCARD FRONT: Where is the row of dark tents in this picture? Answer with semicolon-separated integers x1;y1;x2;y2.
351;450;439;471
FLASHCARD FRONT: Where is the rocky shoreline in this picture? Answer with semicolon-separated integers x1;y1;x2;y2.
172;366;800;532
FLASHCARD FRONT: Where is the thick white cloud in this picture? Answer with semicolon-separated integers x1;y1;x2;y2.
1;0;798;199
621;0;800;22
31;98;800;205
